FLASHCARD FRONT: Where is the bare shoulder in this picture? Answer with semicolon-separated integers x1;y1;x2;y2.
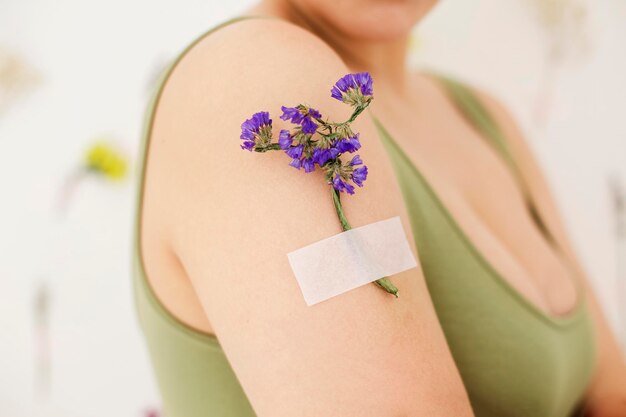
141;18;343;257
153;16;414;259
149;15;362;254
163;16;349;108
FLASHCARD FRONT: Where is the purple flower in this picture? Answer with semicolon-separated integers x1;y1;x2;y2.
240;111;272;151
332;174;355;195
280;106;305;124
285;144;304;159
289;158;302;169
280;105;320;135
278;129;293;149
308;108;322;119
240;138;255;151
331;75;353;101
352;165;368;187
302;157;315;173
354;72;373;96
335;133;361;153
330;72;374;104
329;153;368;194
350;154;363;166
301;117;318;135
288;156;315;172
312;147;339;166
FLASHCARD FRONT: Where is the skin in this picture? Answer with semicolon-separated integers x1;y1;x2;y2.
139;0;626;415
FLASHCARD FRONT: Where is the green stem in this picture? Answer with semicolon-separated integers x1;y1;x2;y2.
330;187;398;298
347;105;366;123
254;143;283;152
251;131;398;298
314;102;369;129
331;186;351;231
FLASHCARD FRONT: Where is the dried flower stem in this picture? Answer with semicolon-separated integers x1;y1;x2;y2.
241;72;398;298
252;143;399;298
331;187;399;297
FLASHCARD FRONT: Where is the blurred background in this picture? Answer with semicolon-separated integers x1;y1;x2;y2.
1;0;625;416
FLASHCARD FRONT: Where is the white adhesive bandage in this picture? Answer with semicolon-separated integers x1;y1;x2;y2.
287;216;417;306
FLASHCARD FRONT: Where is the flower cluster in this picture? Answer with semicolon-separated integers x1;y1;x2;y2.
239;111;274;152
330;72;373;107
239;72;374;195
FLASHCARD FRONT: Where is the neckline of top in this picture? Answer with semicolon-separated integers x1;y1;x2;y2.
368;99;586;330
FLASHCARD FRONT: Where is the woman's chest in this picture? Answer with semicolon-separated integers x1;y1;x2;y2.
370;109;598;416
370;93;579;319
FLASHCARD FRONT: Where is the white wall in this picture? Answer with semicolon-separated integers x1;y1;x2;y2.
1;1;624;416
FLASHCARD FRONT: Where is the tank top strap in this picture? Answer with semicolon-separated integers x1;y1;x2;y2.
423;70;559;248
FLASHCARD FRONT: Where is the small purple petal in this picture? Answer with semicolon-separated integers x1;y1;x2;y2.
350;154;363;166
332;174;355;195
240;129;255;141
311;148;323;165
278;129;293;149
331;74;355;101
302;158;315;173
289;158;302;169
330;86;343;101
335;133;361;153
308;107;322;119
240;141;255;151
280;106;304;124
301;117;318;135
330;72;374;101
352;165;368;187
332;175;345;191
354;72;373;96
285;144;304;159
336;74;355;92
312;148;337;166
240;111;272;150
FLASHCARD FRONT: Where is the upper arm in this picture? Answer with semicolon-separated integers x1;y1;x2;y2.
151;18;474;417
473;87;626;415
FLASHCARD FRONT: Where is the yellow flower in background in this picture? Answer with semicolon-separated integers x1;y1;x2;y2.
55;140;130;217
85;141;128;180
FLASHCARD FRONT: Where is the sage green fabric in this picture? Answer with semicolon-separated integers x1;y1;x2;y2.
132;15;596;417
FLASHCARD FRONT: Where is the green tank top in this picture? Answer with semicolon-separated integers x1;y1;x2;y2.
132;15;596;417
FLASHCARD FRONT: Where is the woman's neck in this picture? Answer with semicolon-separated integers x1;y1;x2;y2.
247;0;413;98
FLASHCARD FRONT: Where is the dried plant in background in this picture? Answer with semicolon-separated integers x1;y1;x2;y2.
526;0;591;126
0;46;41;117
33;282;51;401
608;174;626;348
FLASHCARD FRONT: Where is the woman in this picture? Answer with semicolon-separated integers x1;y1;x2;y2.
132;1;626;416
